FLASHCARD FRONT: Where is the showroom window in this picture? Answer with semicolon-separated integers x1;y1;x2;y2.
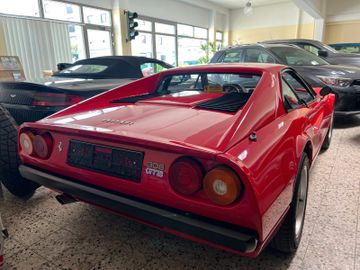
0;1;113;80
177;24;208;66
0;0;40;17
131;17;208;67
0;0;113;62
132;17;177;66
216;31;224;49
43;0;81;22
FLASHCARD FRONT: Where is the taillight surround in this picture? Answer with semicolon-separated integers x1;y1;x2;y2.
19;130;53;160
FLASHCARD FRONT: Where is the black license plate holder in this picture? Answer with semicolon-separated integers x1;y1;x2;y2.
67;140;144;182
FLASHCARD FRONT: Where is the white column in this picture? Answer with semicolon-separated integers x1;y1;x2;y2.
314;18;325;41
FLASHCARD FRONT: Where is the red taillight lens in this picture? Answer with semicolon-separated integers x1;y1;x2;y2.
33;133;53;159
169;158;203;195
203;166;242;206
32;92;82;106
19;132;35;155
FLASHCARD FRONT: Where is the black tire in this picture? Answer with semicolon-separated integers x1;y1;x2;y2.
321;113;334;151
0;105;39;197
271;153;310;253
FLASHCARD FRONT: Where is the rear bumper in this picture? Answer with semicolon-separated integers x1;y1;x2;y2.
19;165;259;254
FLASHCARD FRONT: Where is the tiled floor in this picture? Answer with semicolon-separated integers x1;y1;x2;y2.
0;115;359;270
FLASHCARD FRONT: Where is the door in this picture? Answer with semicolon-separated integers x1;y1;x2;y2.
282;69;326;155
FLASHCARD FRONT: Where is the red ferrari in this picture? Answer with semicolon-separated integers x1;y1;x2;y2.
17;64;334;257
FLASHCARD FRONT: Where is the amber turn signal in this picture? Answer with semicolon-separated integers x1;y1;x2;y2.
203;166;242;206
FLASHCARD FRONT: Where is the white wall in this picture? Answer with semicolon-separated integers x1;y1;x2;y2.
114;0;226;30
230;1;313;30
326;0;360;22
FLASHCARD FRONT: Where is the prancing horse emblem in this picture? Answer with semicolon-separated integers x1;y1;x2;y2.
58;142;63;152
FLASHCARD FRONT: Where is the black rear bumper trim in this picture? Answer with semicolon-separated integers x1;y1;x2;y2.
19;165;258;254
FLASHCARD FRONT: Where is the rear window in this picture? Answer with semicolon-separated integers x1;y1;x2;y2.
60;64;108;74
157;72;262;95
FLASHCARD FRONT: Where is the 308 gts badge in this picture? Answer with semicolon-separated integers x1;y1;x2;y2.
145;162;165;178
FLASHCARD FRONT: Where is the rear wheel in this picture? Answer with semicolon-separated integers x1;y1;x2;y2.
0;105;39;197
321;113;334;151
271;153;309;253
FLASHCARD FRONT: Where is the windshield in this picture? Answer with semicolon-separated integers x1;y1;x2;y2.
322;44;338;53
60;64;108;74
157;72;262;95
270;47;329;66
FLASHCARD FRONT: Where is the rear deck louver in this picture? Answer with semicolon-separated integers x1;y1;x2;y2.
195;93;252;113
110;93;160;103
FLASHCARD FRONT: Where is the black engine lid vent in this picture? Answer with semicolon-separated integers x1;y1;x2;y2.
195;93;252;113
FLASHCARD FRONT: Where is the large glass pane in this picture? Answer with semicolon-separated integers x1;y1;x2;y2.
178;38;207;66
177;24;193;37
87;29;112;58
131;32;153;58
156;35;176;66
0;0;40;17
194;27;207;39
68;25;86;62
83;7;111;26
155;22;175;35
135;19;152;32
216;31;223;41
43;0;81;22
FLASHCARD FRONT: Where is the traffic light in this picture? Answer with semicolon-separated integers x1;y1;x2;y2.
126;11;139;42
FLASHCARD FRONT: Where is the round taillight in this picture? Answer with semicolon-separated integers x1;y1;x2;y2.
33;133;53;159
169;158;203;195
203;166;242;206
19;132;35;155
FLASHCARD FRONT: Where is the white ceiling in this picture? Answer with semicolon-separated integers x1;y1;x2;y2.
205;0;290;9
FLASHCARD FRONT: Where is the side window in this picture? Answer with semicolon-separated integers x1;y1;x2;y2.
141;63;168;76
282;72;315;103
221;51;242;63
244;48;275;63
281;79;301;111
301;44;320;56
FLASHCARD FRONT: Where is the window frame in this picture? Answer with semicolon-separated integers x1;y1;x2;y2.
0;0;114;59
280;69;317;112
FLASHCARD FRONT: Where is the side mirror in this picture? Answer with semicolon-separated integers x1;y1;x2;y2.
318;50;328;57
319;86;333;97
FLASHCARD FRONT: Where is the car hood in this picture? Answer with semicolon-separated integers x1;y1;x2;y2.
41;96;242;152
327;54;360;67
292;64;360;86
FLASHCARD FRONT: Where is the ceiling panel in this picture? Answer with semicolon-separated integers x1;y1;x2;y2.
205;0;290;9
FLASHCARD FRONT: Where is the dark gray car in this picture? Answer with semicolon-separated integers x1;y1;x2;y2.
210;43;360;116
262;39;360;67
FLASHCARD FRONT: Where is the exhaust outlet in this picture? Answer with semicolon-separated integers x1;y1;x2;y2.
55;194;78;205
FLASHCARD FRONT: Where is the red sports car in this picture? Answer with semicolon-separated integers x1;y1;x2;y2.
17;64;334;257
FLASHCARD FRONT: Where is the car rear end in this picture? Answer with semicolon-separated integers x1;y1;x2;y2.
18;123;262;256
0;82;83;125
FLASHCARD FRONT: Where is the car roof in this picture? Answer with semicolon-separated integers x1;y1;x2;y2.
74;56;172;68
162;63;286;74
261;39;320;44
218;43;298;52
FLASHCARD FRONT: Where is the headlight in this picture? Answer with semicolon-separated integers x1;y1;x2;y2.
317;76;353;87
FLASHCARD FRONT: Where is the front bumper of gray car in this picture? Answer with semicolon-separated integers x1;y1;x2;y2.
332;86;360;115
